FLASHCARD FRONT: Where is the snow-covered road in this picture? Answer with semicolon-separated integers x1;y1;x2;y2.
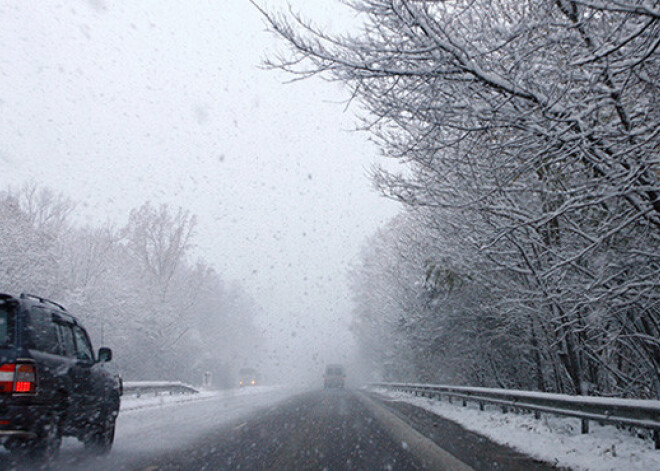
111;386;296;455
1;386;298;471
7;386;656;470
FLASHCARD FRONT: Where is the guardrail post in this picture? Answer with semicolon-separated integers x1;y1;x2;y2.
479;402;484;411
654;429;659;450
448;395;452;404
581;418;589;434
462;399;467;407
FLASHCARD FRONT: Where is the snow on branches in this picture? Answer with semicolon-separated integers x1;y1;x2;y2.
262;0;660;398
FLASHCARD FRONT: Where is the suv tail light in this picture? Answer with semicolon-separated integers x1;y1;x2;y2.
0;363;37;395
14;364;37;393
0;364;14;393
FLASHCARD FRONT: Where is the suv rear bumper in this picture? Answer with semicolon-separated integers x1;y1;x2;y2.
0;401;49;441
0;430;38;440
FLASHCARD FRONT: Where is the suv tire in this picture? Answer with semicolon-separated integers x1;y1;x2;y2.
84;407;117;454
32;414;63;461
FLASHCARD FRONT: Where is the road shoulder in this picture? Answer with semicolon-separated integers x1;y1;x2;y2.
356;391;474;471
364;391;563;471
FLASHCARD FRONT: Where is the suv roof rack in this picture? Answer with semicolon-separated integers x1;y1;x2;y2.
0;293;17;304
20;293;68;312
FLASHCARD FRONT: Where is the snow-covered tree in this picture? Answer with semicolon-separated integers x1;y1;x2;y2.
262;0;660;398
0;185;262;386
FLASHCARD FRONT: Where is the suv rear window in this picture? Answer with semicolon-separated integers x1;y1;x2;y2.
0;305;13;346
26;307;61;355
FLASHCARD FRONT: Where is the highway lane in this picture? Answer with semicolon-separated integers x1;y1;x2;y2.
1;388;559;470
133;389;428;470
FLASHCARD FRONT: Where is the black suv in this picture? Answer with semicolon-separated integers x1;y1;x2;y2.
0;293;121;460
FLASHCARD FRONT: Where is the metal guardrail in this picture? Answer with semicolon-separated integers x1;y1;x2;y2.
122;381;199;397
370;382;660;449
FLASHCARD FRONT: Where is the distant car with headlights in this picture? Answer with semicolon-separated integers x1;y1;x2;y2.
238;367;258;387
324;364;345;389
0;293;121;460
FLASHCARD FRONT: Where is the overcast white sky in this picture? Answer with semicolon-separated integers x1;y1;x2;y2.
0;1;398;382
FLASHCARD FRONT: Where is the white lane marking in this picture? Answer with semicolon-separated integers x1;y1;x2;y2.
356;391;475;471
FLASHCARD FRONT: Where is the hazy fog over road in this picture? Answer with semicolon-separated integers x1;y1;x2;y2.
0;0;397;383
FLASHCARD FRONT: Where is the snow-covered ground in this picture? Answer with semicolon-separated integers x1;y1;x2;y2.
374;388;660;471
120;385;283;412
61;385;296;458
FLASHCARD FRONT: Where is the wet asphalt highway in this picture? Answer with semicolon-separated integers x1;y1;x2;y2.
132;390;426;471
1;389;560;471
